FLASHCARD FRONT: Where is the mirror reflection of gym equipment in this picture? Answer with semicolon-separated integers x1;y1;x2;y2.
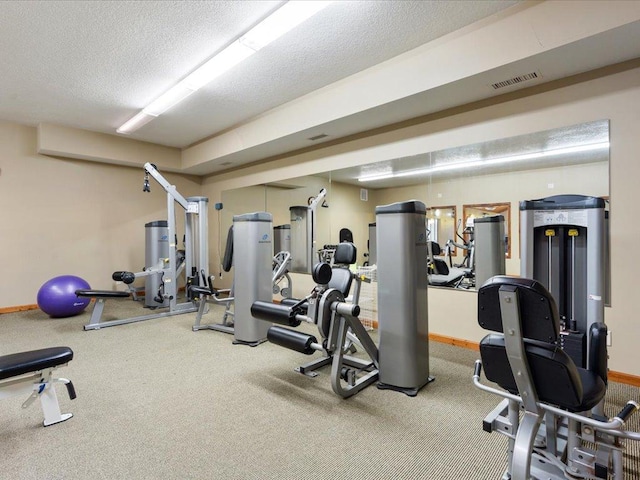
289;188;328;273
463;203;511;258
426;205;457;253
428;213;506;289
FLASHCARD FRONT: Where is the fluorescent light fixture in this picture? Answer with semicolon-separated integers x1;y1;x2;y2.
239;1;334;51
143;83;197;117
116;111;156;134
357;142;610;182
182;41;256;90
117;1;333;135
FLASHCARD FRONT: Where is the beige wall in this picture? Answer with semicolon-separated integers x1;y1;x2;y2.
0;122;201;307
201;66;640;375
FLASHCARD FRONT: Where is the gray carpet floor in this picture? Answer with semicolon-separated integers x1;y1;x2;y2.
1;299;639;479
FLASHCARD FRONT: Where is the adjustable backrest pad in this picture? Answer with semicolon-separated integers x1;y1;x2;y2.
334;242;356;265
328;268;353;296
477;276;560;343
329;242;356;296
339;228;353;243
477;275;607;412
428;241;442;256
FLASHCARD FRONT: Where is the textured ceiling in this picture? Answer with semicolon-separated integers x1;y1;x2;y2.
0;0;519;148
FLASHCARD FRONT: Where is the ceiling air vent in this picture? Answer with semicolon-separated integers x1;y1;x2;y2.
490;71;541;90
308;133;329;141
220;161;233;166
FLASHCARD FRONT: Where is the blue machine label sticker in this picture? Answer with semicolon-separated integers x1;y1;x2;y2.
259;233;271;244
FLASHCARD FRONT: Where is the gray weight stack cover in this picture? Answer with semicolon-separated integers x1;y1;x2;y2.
233;212;273;345
376;201;431;392
289;206;311;273
145;220;169;307
368;222;377;265
273;224;291;255
474;215;506;288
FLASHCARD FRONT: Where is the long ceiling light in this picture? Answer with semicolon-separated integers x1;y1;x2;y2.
357;142;610;182
117;1;333;135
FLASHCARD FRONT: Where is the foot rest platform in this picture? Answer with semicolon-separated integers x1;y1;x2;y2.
75;289;130;299
0;347;73;380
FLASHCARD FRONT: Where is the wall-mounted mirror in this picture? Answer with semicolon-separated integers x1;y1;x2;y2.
219;175;334;276
426;206;457;254
219;119;609;294
463;202;511;258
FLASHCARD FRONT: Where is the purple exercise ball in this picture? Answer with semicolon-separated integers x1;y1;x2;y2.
37;275;91;318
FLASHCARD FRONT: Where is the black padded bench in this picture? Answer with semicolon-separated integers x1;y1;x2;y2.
75;289;131;330
0;346;76;426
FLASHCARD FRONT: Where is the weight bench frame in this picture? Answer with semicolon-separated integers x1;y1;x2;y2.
0;348;76;427
77;289;197;330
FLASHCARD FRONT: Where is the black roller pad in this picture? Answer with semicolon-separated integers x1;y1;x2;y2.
312;263;332;285
267;326;317;355
251;301;301;327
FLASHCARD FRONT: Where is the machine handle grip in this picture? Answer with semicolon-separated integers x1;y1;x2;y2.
615;401;639;423
474;360;482;377
66;381;77;400
334;302;359;318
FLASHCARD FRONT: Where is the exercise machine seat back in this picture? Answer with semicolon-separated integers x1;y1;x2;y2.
427;241;471;287
477;276;607;412
339;228;353;243
328;242;356;296
428;242;450;275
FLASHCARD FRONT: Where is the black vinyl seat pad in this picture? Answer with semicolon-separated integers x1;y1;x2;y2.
0;347;73;381
75;289;130;299
480;335;606;412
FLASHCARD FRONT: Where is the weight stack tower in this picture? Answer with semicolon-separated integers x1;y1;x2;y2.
145;220;170;308
376;200;433;396
289;206;313;273
520;194;605;367
233;212;273;346
474;215;506;288
273;224;291;255
368;222;377;265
